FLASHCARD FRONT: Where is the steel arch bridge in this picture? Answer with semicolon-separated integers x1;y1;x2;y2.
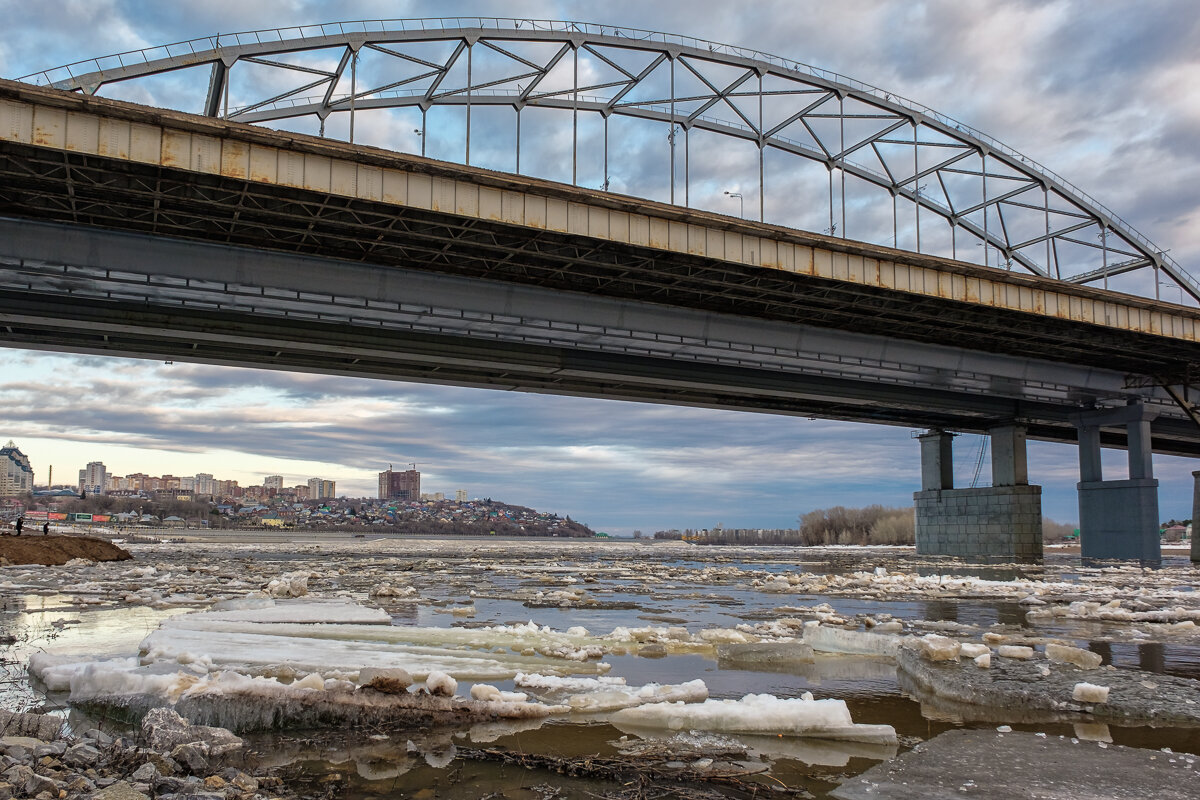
17;17;1197;304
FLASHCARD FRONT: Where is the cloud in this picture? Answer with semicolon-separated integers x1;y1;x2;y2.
2;0;1199;532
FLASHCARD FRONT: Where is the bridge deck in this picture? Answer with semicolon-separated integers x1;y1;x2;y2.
1;80;1199;454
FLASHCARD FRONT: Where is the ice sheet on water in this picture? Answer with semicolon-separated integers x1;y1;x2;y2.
52;660;571;732
610;693;897;744
565;679;708;713
194;598;391;625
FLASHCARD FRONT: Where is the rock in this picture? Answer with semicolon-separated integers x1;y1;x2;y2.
358;667;413;694
146;753;180;776
1;747;27;764
1046;643;1104;670
996;645;1034;660
93;781;151;800
1073;682;1111;703
918;634;961;662
229;771;258;792
203;775;226;790
169;744;208;775
0;711;62;742
62;742;102;769
0;736;43;753
23;772;64;797
32;742;65;757
131;762;157;782
65;775;95;794
82;728;113;745
3;766;32;788
959;643;990;659
0;782;11;800
141;708;243;757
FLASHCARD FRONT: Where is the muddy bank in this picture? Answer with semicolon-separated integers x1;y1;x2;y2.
0;534;131;566
897;645;1200;726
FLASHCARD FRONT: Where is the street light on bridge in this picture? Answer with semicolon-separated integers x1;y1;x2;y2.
723;191;743;219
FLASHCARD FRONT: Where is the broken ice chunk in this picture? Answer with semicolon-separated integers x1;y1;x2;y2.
610;693;896;744
996;645;1034;660
426;671;457;697
917;634;960;662
1072;682;1110;703
959;643;990;659
1045;644;1103;670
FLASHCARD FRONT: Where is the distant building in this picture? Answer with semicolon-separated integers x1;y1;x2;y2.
421;492;445;502
263;475;284;494
0;441;33;497
194;473;215;495
455;489;468;503
78;461;106;496
379;467;420;501
307;477;336;500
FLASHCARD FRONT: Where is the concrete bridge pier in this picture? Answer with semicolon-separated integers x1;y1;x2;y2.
1192;471;1200;563
914;425;1043;562
1073;402;1161;563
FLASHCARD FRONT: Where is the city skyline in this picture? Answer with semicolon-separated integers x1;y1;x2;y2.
1;1;1199;533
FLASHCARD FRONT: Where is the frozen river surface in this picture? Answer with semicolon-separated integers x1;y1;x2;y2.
2;536;1199;798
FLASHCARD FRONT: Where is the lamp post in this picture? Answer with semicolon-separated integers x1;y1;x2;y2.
723;191;743;219
413;128;425;158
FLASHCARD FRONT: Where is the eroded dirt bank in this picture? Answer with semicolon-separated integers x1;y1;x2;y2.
0;535;131;566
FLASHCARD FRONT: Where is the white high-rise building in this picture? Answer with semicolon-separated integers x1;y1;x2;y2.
307;477;336;499
455;489;468;503
78;461;106;496
195;473;215;495
264;475;284;493
0;441;33;497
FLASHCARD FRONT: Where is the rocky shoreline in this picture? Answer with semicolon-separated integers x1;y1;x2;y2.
0;708;295;800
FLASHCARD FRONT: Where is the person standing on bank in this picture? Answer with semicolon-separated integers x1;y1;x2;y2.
15;516;22;536
42;521;49;536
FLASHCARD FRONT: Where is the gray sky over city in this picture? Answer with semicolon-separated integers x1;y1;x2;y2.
1;0;1199;533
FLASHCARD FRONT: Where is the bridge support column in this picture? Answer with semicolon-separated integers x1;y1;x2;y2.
914;426;1042;563
1192;471;1200;563
1073;403;1161;563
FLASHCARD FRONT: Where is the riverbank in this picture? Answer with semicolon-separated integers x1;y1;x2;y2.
0;535;131;566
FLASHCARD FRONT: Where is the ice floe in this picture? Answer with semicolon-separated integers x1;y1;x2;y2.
611;692;897;744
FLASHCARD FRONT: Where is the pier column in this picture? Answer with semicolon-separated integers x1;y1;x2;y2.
1072;402;1161;563
1191;471;1200;563
914;425;1042;562
918;430;954;490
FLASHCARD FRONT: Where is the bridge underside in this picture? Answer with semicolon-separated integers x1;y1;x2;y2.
1;133;1200;455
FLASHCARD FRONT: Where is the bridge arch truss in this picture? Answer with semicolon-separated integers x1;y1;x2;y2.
19;17;1197;303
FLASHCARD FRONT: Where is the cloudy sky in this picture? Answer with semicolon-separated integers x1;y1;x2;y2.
1;1;1199;533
